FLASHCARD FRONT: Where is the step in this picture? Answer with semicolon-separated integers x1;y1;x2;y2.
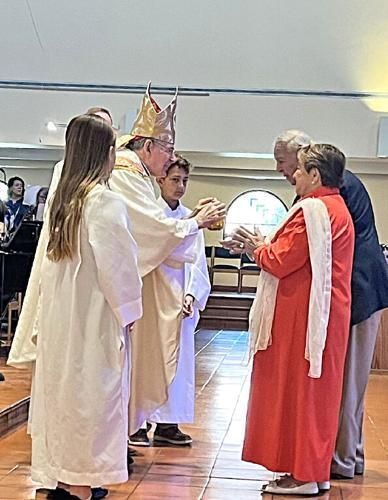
204;304;252;311
0;396;30;437
201;309;249;319
206;298;253;308
199;317;248;330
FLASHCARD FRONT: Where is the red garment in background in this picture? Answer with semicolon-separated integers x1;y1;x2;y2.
242;187;354;482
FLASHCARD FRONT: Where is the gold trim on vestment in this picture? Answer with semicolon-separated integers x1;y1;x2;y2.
114;157;150;180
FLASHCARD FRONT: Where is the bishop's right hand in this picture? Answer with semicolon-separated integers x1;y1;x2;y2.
186;198;216;218
195;199;226;229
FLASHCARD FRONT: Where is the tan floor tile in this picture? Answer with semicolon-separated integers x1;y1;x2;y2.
142;473;208;488
130;483;204;498
202;489;266;499
155;447;218;460
1;330;388;500
147;462;212;477
206;476;266;490
213;457;265;470
211;466;273;481
0;485;37;499
340;485;388;498
153;455;215;468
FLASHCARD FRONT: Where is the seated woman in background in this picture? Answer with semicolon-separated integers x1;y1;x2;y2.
223;144;354;496
0;200;8;234
30;114;143;500
32;186;49;221
5;176;30;232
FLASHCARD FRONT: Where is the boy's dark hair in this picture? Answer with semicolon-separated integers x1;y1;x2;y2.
166;155;192;175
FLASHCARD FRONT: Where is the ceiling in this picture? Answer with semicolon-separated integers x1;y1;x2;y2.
1;0;388;94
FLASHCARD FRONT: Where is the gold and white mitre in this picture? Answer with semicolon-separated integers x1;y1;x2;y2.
117;82;178;149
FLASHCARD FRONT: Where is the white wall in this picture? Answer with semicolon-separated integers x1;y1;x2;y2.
0;89;385;157
182;173;388;245
2;0;388;90
2;1;388;156
1;1;388;240
2;150;387;242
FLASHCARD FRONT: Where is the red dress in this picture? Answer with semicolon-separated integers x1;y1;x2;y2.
242;187;354;482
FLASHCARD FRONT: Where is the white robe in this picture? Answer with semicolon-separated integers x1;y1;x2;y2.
8;150;200;434
109;150;200;433
31;185;142;488
8;161;63;370
150;199;211;423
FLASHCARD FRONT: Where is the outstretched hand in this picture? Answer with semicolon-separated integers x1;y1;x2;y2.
221;226;265;257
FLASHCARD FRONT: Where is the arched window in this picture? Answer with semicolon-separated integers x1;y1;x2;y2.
224;190;288;237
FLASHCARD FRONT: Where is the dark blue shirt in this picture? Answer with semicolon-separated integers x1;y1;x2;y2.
340;170;388;325
5;199;30;232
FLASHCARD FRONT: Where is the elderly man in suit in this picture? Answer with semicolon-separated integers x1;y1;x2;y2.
274;129;388;481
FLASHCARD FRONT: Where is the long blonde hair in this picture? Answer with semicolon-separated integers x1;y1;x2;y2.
47;114;115;262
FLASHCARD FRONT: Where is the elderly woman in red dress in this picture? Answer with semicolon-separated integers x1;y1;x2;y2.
223;144;354;496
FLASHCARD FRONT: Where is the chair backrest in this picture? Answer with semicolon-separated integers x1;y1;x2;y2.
205;246;213;258
205;245;214;270
213;247;242;271
240;253;250;265
214;246;239;260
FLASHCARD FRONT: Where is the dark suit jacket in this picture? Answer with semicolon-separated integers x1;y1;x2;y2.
340;170;388;325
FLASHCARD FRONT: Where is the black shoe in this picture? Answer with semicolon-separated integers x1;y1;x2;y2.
0;372;5;382
46;486;107;499
128;428;150;447
154;425;192;445
46;487;70;499
127;447;138;456
355;465;364;475
46;489;80;500
91;487;108;499
330;472;354;480
127;449;134;467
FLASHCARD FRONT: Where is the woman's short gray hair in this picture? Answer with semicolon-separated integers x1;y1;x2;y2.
274;130;312;152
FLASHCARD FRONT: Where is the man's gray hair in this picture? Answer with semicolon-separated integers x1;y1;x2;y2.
274;129;312;152
127;137;153;151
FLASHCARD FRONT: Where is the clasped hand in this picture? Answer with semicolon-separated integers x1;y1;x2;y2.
182;294;194;318
221;226;265;258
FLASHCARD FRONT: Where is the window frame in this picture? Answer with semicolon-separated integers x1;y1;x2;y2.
223;188;289;238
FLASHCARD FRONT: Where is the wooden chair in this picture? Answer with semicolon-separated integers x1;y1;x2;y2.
238;253;260;293
6;293;23;345
211;247;241;289
205;245;215;278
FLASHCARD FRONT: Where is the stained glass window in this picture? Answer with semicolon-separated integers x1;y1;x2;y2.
224;190;288;237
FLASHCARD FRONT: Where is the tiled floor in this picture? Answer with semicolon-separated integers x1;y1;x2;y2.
0;359;31;411
0;329;388;499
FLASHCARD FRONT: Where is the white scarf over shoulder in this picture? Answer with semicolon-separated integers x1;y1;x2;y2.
248;197;332;378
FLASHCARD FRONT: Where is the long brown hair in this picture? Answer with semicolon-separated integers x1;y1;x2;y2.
86;106;113;125
47;114;115;262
